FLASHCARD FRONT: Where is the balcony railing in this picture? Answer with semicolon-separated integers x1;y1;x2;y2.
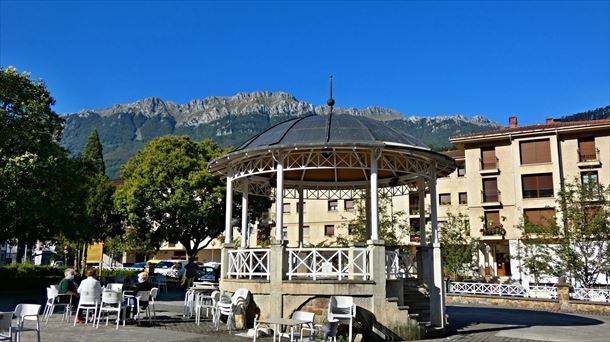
287;247;370;280
578;148;600;163
481;225;506;236
227;249;270;280
385;250;417;279
480;157;499;171
409;205;420;215
481;189;501;203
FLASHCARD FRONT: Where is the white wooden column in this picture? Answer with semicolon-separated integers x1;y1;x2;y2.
224;176;233;244
370;150;379;241
275;157;284;241
298;185;304;247
240;181;249;248
429;166;439;244
418;176;426;246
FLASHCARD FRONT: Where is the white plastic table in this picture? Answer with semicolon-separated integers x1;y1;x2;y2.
253;317;311;342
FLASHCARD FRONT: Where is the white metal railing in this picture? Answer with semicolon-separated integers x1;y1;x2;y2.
528;285;557;299
227;249;270;280
571;287;610;302
448;282;529;297
385;250;417;279
286;247;370;280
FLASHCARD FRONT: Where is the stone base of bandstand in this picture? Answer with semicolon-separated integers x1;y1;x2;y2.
219;240;445;340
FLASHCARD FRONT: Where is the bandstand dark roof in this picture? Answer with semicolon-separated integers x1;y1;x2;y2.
236;114;428;152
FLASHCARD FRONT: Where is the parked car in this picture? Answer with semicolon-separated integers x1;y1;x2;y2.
151;259;188;278
197;264;220;283
123;261;147;272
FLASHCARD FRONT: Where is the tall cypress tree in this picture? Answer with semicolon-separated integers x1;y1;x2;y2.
83;129;106;175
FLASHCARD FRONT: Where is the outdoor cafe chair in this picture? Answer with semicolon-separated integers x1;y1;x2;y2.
42;287;72;324
106;283;124;293
73;290;99;327
149;287;159;319
12;304;41;342
156;275;168;293
132;290;152;325
279;310;316;342
214;288;250;333
195;290;219;326
95;290;125;329
0;312;12;342
327;296;355;342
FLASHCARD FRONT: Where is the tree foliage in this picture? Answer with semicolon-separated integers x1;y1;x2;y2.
114;136;227;258
82;129;106;175
337;195;409;247
517;180;610;286
439;212;479;281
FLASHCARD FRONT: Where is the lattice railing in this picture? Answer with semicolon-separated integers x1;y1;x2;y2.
448;282;529;297
571;287;610;302
227;249;270;280
385;250;417;279
287;247;370;280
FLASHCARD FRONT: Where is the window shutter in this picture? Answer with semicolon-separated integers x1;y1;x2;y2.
536;140;551;163
520;140;551;164
522;175;537;191
481;147;496;168
578;138;596;161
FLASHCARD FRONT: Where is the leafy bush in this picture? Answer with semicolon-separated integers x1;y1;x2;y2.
0;263;66;279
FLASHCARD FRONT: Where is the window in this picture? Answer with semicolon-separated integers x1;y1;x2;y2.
344;199;355;211
282;203;291;213
324;225;335;236
173;250;186;258
480;147;497;170
296;202;305;213
520;139;551;165
282;227;288;238
522;174;553;198
409;193;419;215
484;211;501;228
328;200;338;211
524;208;555;229
457;164;466;177
348;224;358;235
578;137;597;162
302;226;310;237
582;171;600;195
482;178;499;202
459;192;468;204
439;193;451;205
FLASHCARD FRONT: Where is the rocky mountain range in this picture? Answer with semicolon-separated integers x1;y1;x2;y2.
60;91;504;178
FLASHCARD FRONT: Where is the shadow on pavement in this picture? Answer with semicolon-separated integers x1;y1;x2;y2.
447;305;605;335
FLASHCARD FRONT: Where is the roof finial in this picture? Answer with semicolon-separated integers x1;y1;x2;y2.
326;75;335;113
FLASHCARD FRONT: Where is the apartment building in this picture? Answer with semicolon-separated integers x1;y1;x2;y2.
263;117;609;282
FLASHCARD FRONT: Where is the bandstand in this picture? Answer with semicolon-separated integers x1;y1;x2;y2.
209;110;455;339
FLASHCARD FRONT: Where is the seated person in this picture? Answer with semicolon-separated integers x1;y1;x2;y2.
126;271;152;317
77;268;102;298
58;268;78;297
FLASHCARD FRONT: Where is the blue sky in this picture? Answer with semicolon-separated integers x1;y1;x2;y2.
1;1;608;125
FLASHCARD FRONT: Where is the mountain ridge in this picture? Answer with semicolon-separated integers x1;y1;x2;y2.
61;91;504;177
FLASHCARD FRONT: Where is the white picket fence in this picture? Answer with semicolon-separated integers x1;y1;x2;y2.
227;249;270;280
448;281;609;302
286;247;370;280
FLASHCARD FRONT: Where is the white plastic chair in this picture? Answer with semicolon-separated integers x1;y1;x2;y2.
12;304;41;342
195;290;220;326
106;283;124;292
328;296;355;342
0;312;12;342
149;287;159;319
281;311;315;341
214;288;250;333
42;287;72;323
133;290;151;325
95;290;124;329
183;288;196;317
74;290;99;326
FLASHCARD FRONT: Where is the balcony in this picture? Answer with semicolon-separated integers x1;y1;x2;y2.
578;148;601;168
481;189;501;206
480;157;500;174
480;225;506;237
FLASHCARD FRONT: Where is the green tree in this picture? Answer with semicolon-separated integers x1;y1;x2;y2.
516;180;610;287
338;195;408;247
554;180;610;286
439;212;479;281
82;129;106;175
114;136;227;258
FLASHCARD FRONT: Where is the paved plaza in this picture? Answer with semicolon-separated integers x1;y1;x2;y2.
3;290;609;342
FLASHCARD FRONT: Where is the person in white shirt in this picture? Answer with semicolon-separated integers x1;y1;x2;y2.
77;268;102;298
